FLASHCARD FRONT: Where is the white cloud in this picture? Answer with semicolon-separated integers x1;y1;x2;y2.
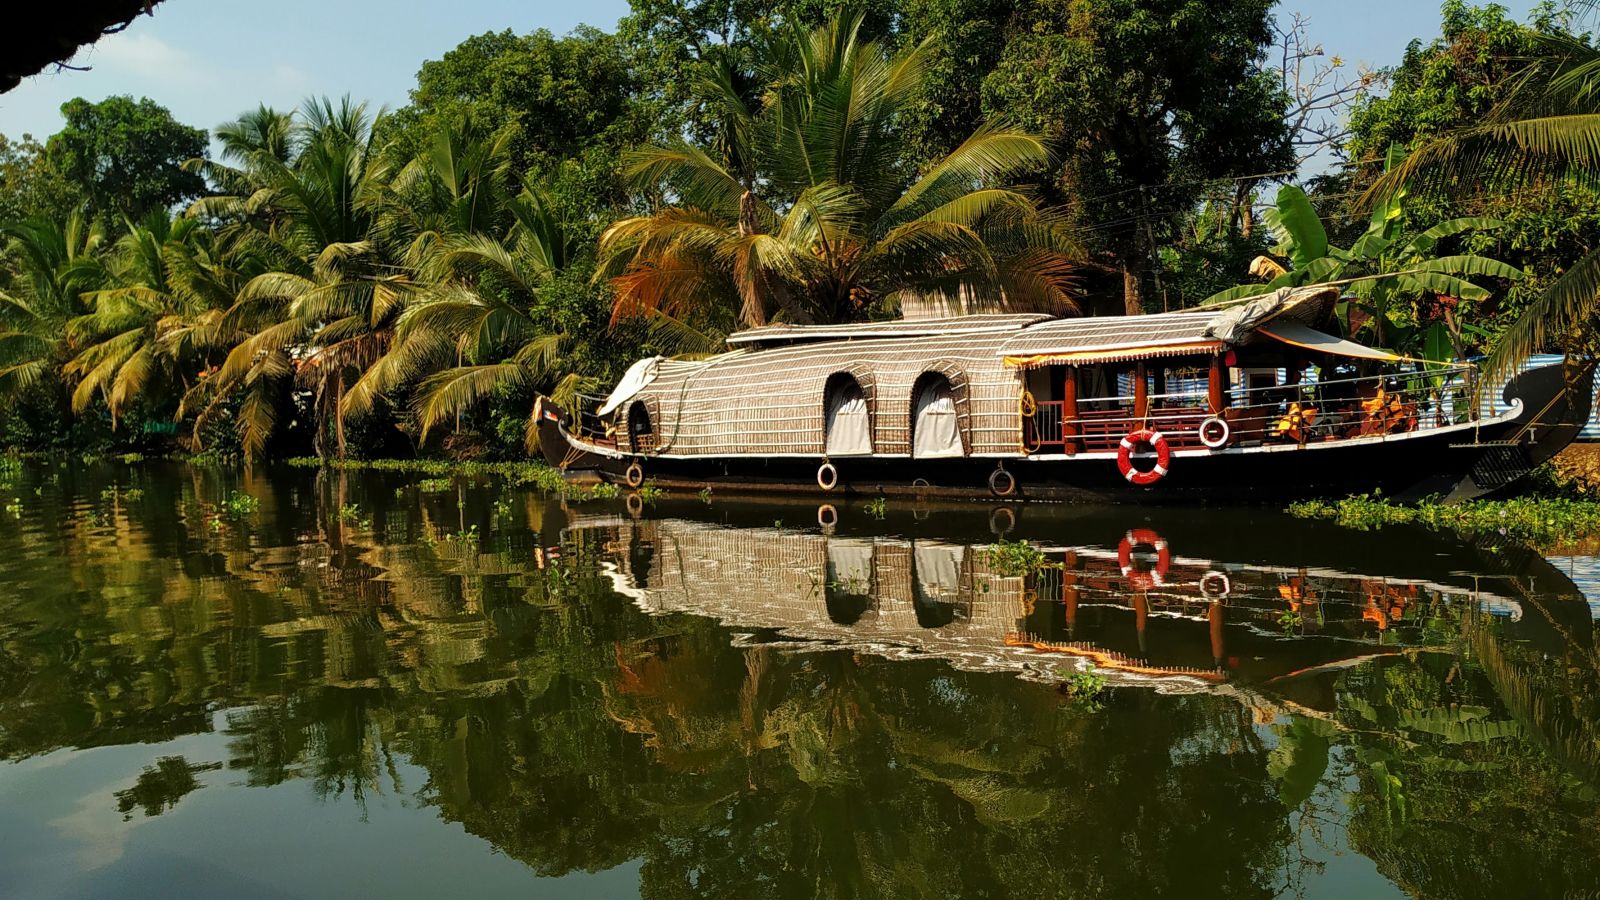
84;31;192;82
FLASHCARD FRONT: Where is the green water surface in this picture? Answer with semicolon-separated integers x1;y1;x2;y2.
0;460;1596;899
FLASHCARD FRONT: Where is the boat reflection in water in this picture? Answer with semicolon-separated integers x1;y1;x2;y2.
586;500;1588;714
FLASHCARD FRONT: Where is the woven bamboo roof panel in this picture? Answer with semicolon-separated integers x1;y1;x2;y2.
725;314;1051;348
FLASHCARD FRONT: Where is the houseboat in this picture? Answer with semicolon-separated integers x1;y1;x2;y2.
535;286;1594;502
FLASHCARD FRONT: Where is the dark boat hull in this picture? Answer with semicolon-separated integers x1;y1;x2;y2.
537;362;1592;504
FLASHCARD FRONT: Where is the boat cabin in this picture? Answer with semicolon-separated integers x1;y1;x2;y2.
575;286;1475;462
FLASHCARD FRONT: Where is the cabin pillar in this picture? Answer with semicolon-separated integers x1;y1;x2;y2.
1207;354;1226;414
1063;553;1079;636
1134;363;1149;420
1209;600;1225;667
1062;367;1080;454
1134;592;1148;655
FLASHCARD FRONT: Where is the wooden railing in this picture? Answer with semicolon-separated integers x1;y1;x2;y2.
1025;365;1480;453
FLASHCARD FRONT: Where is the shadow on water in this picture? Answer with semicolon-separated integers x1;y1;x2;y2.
0;460;1597;899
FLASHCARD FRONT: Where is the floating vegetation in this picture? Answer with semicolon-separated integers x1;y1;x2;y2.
289;457;621;503
1060;670;1108;709
338;504;369;527
1288;492;1600;549
4;497;21;517
863;496;888;519
983;538;1052;576
634;481;665;503
443;525;479;547
697;486;713;504
220;491;259;518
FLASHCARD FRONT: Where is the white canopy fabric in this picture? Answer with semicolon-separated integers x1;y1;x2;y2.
597;356;664;416
1257;320;1403;362
825;382;873;455
912;379;963;458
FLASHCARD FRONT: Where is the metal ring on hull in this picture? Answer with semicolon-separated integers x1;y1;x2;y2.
625;461;645;488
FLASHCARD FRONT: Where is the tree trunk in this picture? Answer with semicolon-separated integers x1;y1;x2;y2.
1122;263;1145;316
334;375;348;459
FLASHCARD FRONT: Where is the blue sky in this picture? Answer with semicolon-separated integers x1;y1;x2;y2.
0;0;1552;146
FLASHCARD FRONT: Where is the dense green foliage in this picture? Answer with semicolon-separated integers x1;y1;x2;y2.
980;0;1293;314
1338;0;1600;382
1288;491;1600;549
48;96;210;223
2;1;1598;462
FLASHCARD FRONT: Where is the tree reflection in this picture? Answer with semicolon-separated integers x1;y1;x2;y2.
0;463;1596;897
113;756;222;820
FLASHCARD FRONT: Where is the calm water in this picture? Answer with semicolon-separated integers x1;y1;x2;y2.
1;461;1598;899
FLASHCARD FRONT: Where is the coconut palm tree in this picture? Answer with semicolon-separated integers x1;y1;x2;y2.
1365;27;1600;383
344;184;581;448
63;211;247;427
598;12;1083;331
186;97;411;460
0;212;106;403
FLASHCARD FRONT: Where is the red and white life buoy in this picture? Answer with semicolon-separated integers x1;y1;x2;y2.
1198;416;1230;450
1117;429;1171;486
1118;528;1170;588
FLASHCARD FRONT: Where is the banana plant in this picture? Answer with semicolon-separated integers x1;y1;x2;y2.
1204;148;1523;359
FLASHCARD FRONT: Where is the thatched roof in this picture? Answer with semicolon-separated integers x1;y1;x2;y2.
630;329;1030;456
2;3;164;93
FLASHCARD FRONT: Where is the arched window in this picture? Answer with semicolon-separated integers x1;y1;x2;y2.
911;373;963;458
627;399;654;453
824;373;872;456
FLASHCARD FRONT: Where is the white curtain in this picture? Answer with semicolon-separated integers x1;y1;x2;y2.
825;382;872;455
914;544;963;600
912;379;963;458
827;542;874;591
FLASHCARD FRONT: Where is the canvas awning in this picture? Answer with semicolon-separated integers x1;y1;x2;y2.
597;356;664;416
1003;339;1224;369
1256;320;1403;362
